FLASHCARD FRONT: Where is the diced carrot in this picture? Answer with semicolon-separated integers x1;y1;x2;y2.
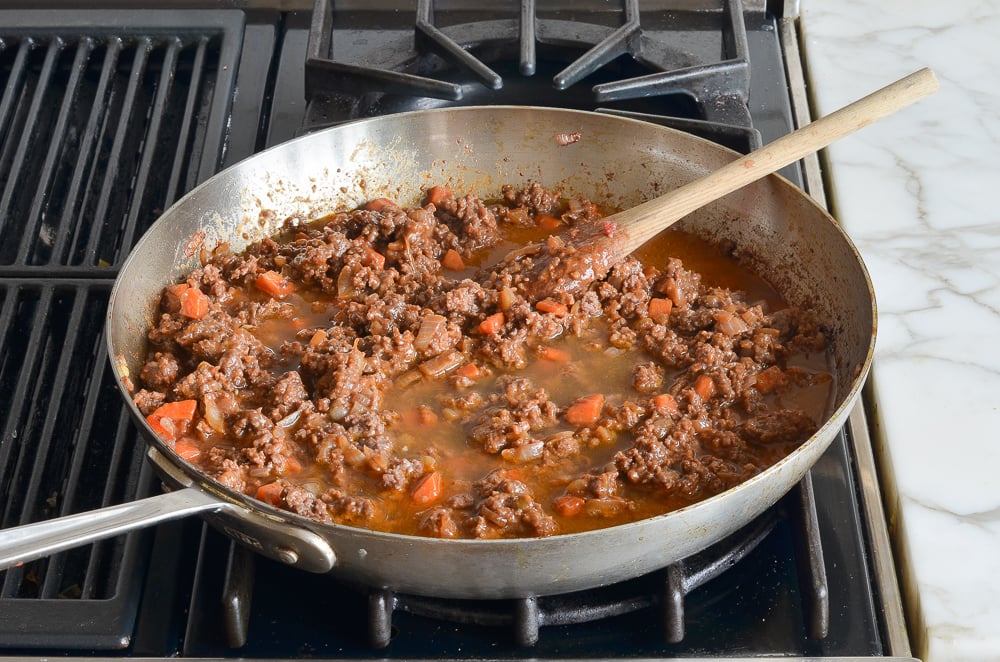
281;456;303;475
652;393;680;416
417;405;438;426
361;245;386;270
554;495;585;517
179;286;209;319
477;312;505;335
537;345;571;362
145;414;174;441
566;393;605;426
647;297;673;320
364;197;397;212
402;406;439;427
693;374;715;400
163;283;189;312
535;298;568;317
151;399;198;422
256;482;284;506
537;214;562;230
411;471;443;505
441;248;465;271
146;400;198;442
425;185;452;207
172;438;202;462
255;270;296;299
417;409;438;426
455;363;480;379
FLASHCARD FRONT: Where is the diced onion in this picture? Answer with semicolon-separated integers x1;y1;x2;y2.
545;234;565;251
366;451;389;473
276;408;302;428
482;506;505;527
309;329;328;348
660;278;686;308
414;314;447;353
500;441;544;463
396;369;423;388
499;287;516;311
203;394;227;434
713;311;750;336
584;497;629;518
337;267;356;299
544;430;576;444
343;445;366;467
508;207;530;225
418;351;464;378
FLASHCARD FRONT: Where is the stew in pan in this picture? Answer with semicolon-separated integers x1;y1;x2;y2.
131;183;833;539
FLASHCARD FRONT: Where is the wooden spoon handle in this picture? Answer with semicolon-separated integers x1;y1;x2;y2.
611;67;939;254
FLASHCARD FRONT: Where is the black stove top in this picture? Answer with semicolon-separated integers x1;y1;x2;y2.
0;2;905;658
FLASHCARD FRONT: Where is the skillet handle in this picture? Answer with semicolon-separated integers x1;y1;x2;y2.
0;487;223;571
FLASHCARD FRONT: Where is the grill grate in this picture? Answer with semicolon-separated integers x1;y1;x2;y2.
0;11;243;275
0;10;244;650
0;281;153;647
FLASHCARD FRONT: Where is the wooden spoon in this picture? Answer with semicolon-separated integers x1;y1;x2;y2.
511;67;939;300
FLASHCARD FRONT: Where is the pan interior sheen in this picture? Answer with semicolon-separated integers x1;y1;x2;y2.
108;107;875;599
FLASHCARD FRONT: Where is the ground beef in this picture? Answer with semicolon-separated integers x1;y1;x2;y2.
132;389;165;416
632;362;664;394
499;182;562;217
267;371;309;421
467;470;558;538
139;352;180;391
135;182;832;540
438;193;502;251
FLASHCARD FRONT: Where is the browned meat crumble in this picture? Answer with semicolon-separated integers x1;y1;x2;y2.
133;182;831;539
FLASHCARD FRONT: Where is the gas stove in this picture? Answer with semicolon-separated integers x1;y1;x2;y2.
0;1;912;659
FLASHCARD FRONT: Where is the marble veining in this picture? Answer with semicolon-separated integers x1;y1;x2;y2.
800;1;1000;659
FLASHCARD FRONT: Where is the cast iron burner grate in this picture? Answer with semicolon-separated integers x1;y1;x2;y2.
0;280;154;648
0;10;242;277
302;0;759;150
0;10;243;649
214;474;829;650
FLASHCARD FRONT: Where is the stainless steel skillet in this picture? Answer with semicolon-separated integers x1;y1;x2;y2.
0;106;876;599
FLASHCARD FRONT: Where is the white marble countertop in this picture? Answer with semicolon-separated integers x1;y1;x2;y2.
798;2;1000;660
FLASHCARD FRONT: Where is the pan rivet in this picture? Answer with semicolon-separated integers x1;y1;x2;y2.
275;546;299;565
